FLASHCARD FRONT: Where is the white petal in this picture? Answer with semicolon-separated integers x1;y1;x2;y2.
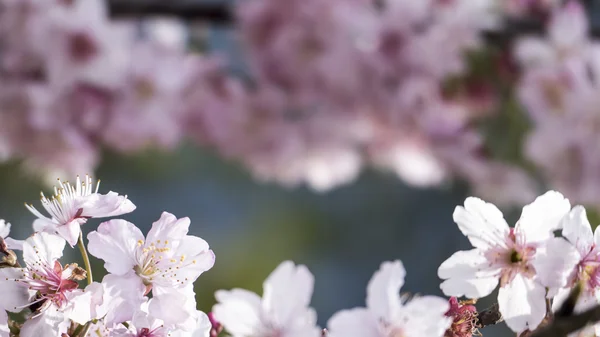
169;310;212;337
366;260;405;321
162;236;214;287
438;249;499;298
55;220;81;247
87;220;142;275
594;226;600;247
516;191;570;242
562;206;593;254
0;220;10;239
533;237;580;292
80;191;136;218
262;261;315;327
0;268;28;312
453;197;509;250
327;308;379;337
213;289;262;336
401;296;452;337
146;212;190;244
23;232;65;268
498;274;546;333
4;238;23;251
67;282;106;324
32;218;56;233
0;310;8;337
19;309;68;337
101;273;146;326
150;285;197;331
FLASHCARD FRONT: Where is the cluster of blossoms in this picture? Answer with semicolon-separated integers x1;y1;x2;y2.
2;175;600;337
515;1;600;206
0;0;595;207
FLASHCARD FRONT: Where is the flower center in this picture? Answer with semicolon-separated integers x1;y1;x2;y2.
133;239;198;288
18;261;84;313
509;250;522;263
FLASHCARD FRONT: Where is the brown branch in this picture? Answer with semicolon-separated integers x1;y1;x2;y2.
107;0;233;23
530;304;600;337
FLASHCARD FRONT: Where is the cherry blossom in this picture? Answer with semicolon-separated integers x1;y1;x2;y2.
327;260;451;337
212;260;321;337
0;232;86;337
26;175;136;246
87;212;214;327
438;191;580;332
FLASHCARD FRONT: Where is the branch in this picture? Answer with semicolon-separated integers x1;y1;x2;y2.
530;304;600;337
107;0;233;23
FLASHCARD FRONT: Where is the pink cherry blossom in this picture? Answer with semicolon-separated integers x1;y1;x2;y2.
438;191;580;333
0;232;84;337
26;175;136;246
328;260;451;337
213;260;321;337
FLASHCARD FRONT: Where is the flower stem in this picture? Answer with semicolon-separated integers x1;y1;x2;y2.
77;231;93;285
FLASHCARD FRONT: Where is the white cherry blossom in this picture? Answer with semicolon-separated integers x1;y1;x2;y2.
438;191;580;333
213;260;321;337
87;212;214;328
26;175;136;246
328;260;451;337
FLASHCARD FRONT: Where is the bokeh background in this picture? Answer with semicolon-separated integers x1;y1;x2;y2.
0;144;523;336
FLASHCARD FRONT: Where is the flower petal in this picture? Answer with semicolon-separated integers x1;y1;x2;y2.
55;220;81;247
213;288;262;336
23;232;65;267
532;237;580;293
562;206;593;254
87;219;142;275
0;220;10;239
498;274;546;333
516;191;570;242
101;273;146;326
169;310;212;337
146;212;190;244
4;238;23;251
327;308;379;337
0;310;8;337
453;197;509;250
438;249;499;298
19;307;69;337
0;268;29;312
366;260;405;321
401;296;452;337
262;261;315;327
79;191;136;218
150;285;197;331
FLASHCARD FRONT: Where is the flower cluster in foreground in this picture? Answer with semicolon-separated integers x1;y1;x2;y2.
0;176;597;337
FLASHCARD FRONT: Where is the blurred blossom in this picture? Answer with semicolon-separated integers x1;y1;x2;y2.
516;1;600;205
0;0;565;205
